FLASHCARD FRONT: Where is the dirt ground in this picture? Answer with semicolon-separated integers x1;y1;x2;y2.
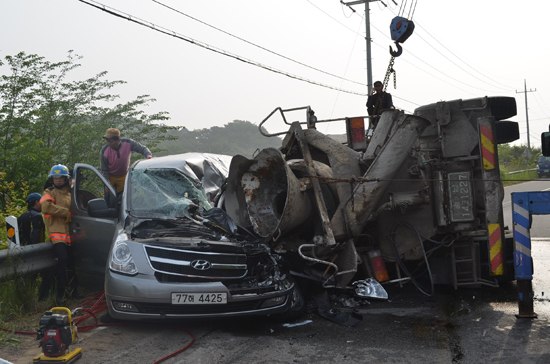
0;294;106;364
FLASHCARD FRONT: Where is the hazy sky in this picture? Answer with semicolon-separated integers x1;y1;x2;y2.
2;0;549;146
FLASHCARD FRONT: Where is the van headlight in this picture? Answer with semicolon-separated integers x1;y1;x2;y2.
110;234;138;275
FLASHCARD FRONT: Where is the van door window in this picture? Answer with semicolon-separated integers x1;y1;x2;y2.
74;168;107;211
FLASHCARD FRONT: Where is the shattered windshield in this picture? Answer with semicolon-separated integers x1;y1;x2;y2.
128;168;212;219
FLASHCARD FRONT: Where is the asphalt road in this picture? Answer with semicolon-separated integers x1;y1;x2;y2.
4;183;550;364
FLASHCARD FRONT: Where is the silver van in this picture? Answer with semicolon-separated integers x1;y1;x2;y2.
70;153;302;320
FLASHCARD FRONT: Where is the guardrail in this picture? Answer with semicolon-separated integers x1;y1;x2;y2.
0;242;56;280
508;168;536;175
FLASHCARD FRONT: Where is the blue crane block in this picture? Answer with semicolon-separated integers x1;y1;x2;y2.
389;16;415;57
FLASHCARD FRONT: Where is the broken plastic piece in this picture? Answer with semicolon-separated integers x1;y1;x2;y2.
282;320;312;328
314;292;363;327
353;278;389;300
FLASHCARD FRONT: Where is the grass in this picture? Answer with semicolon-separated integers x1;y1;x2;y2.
0;270;97;349
0;275;43;322
500;170;539;187
0;274;43;348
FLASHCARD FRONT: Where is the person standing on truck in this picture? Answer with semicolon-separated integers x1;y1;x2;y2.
100;128;152;199
17;192;45;246
366;81;394;118
41;164;82;304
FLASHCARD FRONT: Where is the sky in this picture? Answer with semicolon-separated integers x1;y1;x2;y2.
2;0;550;147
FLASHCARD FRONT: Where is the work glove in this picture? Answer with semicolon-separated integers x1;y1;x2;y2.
65;212;72;224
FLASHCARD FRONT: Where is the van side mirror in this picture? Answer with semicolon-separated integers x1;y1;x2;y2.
88;198;118;218
542;132;550;156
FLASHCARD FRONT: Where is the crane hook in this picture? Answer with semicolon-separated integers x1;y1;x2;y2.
389;42;403;57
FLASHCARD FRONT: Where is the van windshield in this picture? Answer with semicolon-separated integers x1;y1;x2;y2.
128;168;212;219
538;156;550;163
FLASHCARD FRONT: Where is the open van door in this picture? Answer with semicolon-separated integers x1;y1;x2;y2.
70;163;117;289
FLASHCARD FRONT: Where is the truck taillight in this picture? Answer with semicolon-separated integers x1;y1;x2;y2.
368;250;389;282
346;117;367;151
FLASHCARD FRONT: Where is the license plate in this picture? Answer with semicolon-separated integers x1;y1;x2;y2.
545;170;549;173
171;293;227;305
447;172;474;222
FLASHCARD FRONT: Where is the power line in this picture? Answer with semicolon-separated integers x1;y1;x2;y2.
381;7;516;93
516;80;536;150
330;14;366;119
77;0;368;96
153;0;366;87
533;92;550;118
336;3;508;95
308;0;364;36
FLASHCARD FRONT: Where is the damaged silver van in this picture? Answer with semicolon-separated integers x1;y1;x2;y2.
71;153;302;321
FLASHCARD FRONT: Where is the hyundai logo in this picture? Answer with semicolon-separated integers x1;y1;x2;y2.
191;260;212;270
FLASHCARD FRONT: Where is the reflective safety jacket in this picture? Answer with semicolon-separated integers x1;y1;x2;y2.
41;185;71;245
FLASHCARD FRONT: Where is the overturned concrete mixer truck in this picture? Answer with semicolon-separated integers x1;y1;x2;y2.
224;96;520;296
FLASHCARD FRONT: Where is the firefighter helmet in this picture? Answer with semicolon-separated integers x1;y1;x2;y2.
48;164;70;178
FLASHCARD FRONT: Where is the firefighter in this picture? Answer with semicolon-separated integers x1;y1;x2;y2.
17;192;45;246
41;164;83;304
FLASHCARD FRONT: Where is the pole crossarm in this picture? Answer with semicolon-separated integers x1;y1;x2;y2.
515;79;536;150
341;0;383;94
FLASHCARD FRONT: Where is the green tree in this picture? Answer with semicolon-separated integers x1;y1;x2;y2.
156;120;282;158
498;144;540;172
0;51;174;207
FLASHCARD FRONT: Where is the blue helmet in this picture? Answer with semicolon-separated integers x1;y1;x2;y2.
26;192;42;202
48;164;70;178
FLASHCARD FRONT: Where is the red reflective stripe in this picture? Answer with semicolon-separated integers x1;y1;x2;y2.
43;215;53;218
50;233;70;242
50;233;69;238
481;125;494;142
40;195;54;203
489;226;503;273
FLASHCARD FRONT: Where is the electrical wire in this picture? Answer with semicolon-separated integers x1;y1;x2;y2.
312;0;363;36
330;14;366;121
385;6;516;92
532;92;550;120
412;33;513;93
369;42;476;99
336;3;496;100
387;222;434;296
153;0;366;87
77;0;368;97
412;21;516;92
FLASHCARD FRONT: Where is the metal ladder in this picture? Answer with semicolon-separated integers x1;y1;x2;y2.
451;239;498;289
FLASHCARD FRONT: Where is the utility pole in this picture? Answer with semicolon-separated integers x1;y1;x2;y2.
342;0;383;95
516;79;536;150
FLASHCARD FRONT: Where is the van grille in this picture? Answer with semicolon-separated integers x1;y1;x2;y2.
144;245;247;279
